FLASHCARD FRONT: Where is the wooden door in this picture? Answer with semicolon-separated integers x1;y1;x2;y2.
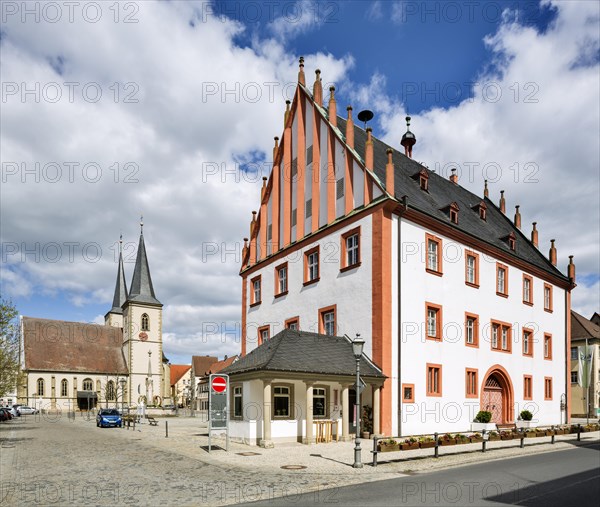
482;376;504;423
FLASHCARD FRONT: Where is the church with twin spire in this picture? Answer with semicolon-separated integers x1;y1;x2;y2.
17;223;170;411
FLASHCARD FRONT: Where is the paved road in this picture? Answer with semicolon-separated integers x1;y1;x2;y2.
243;442;600;506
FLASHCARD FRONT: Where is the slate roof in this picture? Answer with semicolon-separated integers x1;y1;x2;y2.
221;330;385;378
127;232;161;306
571;311;600;341
170;364;191;386
335;115;569;282
207;355;238;374
191;355;219;377
108;249;128;315
21;317;128;374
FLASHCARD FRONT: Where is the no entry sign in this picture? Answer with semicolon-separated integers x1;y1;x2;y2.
211;375;227;393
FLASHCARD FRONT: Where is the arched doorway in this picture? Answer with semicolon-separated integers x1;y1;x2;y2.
480;366;514;423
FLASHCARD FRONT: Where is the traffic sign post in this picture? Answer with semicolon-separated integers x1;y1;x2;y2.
208;374;229;453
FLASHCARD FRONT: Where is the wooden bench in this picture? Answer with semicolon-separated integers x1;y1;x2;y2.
496;423;518;432
147;416;158;426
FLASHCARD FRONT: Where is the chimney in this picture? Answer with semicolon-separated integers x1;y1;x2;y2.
514;205;521;229
273;136;279;161
365;127;373;170
549;239;557;266
261;176;267;200
298;56;305;86
484;180;489;198
284;100;291;126
313;69;322;105
400;115;416;158
386;148;394;196
251;211;257;236
242;237;249;259
499;190;506;214
328;86;337;127
449;168;458;185
568;255;576;282
531;222;538;247
346;106;354;148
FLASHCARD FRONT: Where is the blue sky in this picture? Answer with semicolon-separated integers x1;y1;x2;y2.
1;0;598;364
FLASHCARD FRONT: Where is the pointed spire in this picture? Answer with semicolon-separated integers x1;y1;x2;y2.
346;106;354;148
531;222;539;247
313;69;322;105
273;136;279;161
328;86;337;127
109;235;129;314
284;100;291;126
484;180;489;198
128;223;161;306
298;56;305;86
261;176;267;200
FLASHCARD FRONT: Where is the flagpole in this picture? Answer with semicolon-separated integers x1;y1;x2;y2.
586;339;589;425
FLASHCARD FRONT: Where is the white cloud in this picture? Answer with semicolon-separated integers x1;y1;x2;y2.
267;0;326;42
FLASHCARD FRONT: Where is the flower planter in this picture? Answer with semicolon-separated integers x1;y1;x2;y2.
378;444;400;452
419;441;436;449
469;436;483;443
488;435;501;441
400;442;420;451
500;434;515;440
455;438;470;445
470;422;496;432
438;439;457;446
524;432;538;438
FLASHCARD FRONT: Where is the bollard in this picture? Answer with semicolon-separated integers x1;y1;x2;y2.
577;424;581;441
166;421;168;438
434;432;439;458
482;430;487;453
520;430;524;448
551;426;555;444
372;437;378;467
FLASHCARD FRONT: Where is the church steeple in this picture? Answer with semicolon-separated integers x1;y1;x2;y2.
109;235;129;314
127;217;161;306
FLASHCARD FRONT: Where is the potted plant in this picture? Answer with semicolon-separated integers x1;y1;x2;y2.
500;430;515;440
378;438;399;452
455;433;469;444
400;437;419;450
471;410;496;432
488;431;500;441
517;409;534;429
361;405;373;439
438;433;457;446
419;436;436;449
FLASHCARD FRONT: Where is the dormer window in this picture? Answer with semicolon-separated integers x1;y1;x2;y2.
502;232;517;251
441;202;459;224
472;201;487;221
413;168;429;191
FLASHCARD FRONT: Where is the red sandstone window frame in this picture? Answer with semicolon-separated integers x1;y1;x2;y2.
250;275;262;307
544;333;553;360
491;319;512;353
274;262;288;298
523;375;533;400
465;250;480;288
544;377;553;400
522;274;533;306
425;233;443;276
303;245;320;286
465;312;479;348
522;327;534;357
496;263;508;297
340;226;361;272
465;368;478;398
543;283;553;312
318;305;337;336
425;302;443;341
402;383;415;403
257;325;270;345
285;316;300;330
426;363;442;397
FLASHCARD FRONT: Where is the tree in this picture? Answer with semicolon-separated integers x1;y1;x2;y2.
0;298;20;398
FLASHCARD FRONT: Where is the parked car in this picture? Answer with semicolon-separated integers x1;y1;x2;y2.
17;406;38;415
96;408;123;428
0;408;13;421
163;404;175;410
6;406;19;417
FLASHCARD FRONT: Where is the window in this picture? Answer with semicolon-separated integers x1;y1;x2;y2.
426;364;442;396
319;305;336;336
304;246;319;285
465;313;479;347
523;375;533;400
419;171;428;191
233;386;243;419
275;263;288;296
465;251;479;287
285;317;299;330
496;263;508;297
491;321;512;352
141;313;149;331
522;328;533;357
402;383;415;403
508;235;516;251
544;334;552;360
426;303;442;341
478;203;487;220
425;234;442;275
250;276;262;306
523;275;533;305
60;379;68;397
341;227;361;271
273;385;292;418
544;283;553;312
82;378;93;391
571;371;578;384
258;325;270;345
571;347;578;360
449;203;459;224
544;377;553;400
106;381;116;401
37;378;45;396
313;387;326;418
466;369;478;398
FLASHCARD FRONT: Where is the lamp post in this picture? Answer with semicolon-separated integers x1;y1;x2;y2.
119;378;127;415
352;334;365;469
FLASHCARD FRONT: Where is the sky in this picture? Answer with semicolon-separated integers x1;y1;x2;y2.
1;0;599;365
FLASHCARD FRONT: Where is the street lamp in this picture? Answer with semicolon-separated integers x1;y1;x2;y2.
119;378;127;415
352;334;365;469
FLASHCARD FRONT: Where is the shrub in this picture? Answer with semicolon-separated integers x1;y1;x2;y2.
520;409;533;421
474;410;492;423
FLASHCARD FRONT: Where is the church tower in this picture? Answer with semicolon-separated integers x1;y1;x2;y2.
122;219;163;406
105;236;128;328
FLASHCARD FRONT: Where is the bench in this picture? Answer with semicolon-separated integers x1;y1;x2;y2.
496;423;518;432
147;416;158;426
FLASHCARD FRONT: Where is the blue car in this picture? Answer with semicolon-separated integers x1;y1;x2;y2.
96;409;122;428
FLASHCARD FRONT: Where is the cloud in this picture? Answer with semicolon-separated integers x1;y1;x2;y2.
267;0;326;43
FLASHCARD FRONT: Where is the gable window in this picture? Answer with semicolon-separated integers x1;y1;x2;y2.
141;313;149;331
523;375;532;400
319;305;336;336
233;386;243;419
341;227;360;271
508;235;516;251
402;383;415;403
544;377;553;400
37;378;45;396
82;378;93;391
273;385;293;418
426;364;442;396
285;317;299;330
523;275;533;305
544;283;553;312
304;246;320;285
449;203;459;224
496;263;508;297
522;328;533;357
466;369;478;398
479;205;486;220
275;263;288;297
250;276;262;306
258;325;270;345
420;173;428;191
426;303;442;341
60;379;68;397
570;371;578;384
491;321;512;353
465;313;479;347
465;251;479;287
544;334;552;360
313;387;327;418
425;234;442;275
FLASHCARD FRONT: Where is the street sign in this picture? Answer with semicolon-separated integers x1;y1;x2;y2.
211;376;227;393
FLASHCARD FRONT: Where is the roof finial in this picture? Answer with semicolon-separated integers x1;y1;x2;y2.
401;115;416;158
140;214;144;234
119;233;123;253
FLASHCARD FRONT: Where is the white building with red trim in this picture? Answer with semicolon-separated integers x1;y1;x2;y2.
237;58;576;438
